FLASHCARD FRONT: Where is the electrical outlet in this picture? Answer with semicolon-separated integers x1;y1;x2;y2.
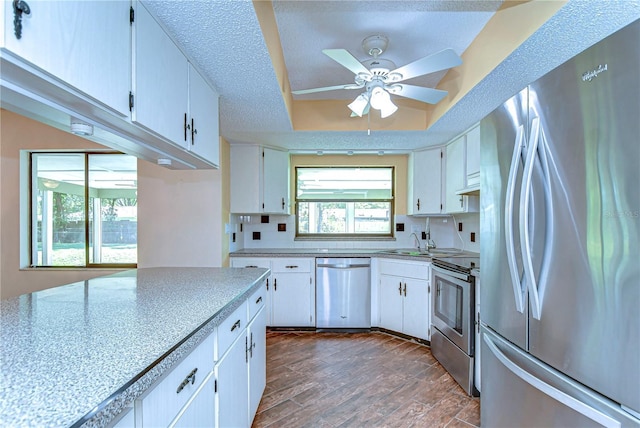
458;222;463;232
470;232;476;242
261;215;269;224
232;233;236;243
421;231;427;240
396;223;405;232
252;232;261;240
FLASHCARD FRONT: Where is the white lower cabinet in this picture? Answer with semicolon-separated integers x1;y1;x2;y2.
216;333;249;428
216;288;266;428
378;259;431;341
231;257;315;328
171;371;216;428
129;282;266;428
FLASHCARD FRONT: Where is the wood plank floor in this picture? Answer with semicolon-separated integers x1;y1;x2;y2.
252;330;480;428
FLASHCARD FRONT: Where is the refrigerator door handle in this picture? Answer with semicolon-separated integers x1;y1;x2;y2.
484;333;622;428
505;124;526;313
520;117;542;320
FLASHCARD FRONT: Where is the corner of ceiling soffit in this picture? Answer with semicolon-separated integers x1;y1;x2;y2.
252;0;564;133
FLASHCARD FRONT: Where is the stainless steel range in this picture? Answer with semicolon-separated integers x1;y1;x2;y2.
431;256;479;396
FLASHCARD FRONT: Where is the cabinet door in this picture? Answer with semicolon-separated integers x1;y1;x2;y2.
171;371;215;428
216;334;249;428
465;125;481;188
248;306;267;423
402;278;430;340
132;2;188;146
2;1;130;116
445;136;466;213
188;64;219;166
410;149;442;214
230;145;262;213
379;275;403;333
271;273;312;327
263;147;289;214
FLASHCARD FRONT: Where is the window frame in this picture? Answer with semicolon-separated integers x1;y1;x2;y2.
29;151;138;269
294;166;395;239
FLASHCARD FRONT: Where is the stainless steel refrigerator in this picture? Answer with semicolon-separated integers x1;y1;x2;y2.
480;20;640;427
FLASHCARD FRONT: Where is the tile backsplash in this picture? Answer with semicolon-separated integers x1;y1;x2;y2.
228;213;479;254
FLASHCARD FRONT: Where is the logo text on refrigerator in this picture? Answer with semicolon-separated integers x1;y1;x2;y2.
582;64;608;82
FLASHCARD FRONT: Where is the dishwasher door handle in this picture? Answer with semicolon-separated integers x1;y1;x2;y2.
317;264;370;269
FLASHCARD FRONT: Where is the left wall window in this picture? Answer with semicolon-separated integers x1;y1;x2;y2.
30;152;137;267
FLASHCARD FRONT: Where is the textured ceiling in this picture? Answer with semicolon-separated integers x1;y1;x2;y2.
141;0;640;154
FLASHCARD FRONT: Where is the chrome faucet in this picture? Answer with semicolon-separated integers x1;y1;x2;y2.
410;232;422;251
426;218;437;250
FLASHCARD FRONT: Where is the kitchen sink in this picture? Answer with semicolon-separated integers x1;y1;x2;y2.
378;248;466;257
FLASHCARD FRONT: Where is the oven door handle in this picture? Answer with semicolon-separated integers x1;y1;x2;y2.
432;264;469;282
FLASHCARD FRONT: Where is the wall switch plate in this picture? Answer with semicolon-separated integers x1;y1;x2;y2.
470;232;476;242
261;215;269;224
421;231;427;240
458;222;463;232
396;223;405;232
278;223;286;232
253;232;261;240
232;233;236;243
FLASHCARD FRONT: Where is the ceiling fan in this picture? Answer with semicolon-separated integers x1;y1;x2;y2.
292;35;462;118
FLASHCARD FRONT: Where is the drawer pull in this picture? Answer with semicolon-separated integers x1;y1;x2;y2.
246;265;258;268
176;368;198;394
285;265;299;269
231;320;241;332
255;296;263;304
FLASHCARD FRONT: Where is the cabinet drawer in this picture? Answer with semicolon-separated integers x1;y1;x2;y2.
135;332;214;427
230;257;270;269
379;260;430;280
271;258;312;273
216;301;248;360
248;284;266;321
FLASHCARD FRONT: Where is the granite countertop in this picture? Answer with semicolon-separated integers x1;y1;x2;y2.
0;267;269;428
230;248;479;261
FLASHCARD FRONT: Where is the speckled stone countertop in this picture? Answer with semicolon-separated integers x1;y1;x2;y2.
230;248;479;261
0;267;269;428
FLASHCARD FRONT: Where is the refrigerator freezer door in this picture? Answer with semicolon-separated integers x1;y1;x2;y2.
479;88;529;350
482;328;639;428
526;20;640;413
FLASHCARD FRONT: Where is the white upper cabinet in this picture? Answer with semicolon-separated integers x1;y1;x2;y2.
132;2;189;146
188;64;220;166
465;124;481;191
408;147;443;215
445;135;466;213
263;147;289;214
1;0;131;116
230;145;289;214
444;134;479;214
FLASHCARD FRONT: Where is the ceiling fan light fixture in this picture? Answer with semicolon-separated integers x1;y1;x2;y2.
379;99;398;118
348;92;370;117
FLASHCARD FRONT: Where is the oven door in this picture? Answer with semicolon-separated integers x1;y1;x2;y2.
431;265;473;355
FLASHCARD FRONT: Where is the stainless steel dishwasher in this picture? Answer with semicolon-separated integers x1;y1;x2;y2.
315;257;371;329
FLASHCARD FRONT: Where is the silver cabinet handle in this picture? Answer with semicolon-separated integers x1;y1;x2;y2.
285;265;299;269
231;320;241;332
505;124;526;314
176;368;198;394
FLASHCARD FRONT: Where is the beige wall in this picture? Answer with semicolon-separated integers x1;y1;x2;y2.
0;109;122;298
0;109;226;299
290;154;408;215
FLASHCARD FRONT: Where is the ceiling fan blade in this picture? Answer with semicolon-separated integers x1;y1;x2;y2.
389;84;449;104
292;83;362;95
322;49;372;76
389;48;462;82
